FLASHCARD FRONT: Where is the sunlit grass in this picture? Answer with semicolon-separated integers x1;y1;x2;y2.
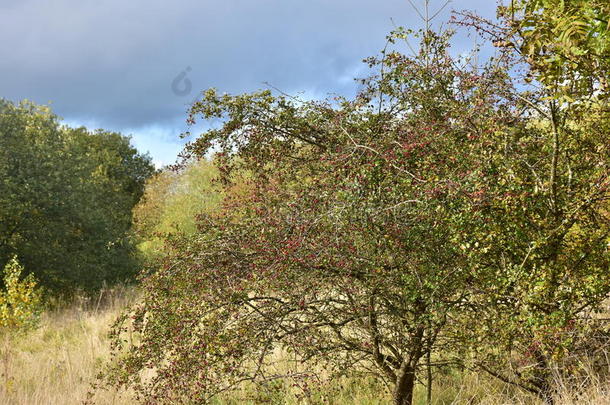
0;286;138;405
0;288;607;404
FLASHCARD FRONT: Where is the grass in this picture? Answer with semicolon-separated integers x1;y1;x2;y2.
0;288;608;404
0;286;138;405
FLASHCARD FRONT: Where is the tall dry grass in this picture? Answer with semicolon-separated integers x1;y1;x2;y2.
1;287;608;404
0;286;138;405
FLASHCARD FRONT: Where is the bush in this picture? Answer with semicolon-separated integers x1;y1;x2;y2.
0;256;43;330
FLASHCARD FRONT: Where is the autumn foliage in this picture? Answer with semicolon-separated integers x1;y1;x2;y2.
0;256;42;330
99;11;609;405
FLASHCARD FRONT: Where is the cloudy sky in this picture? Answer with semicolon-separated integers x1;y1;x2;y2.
0;0;500;166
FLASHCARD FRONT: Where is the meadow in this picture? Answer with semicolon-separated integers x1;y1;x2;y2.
1;287;608;405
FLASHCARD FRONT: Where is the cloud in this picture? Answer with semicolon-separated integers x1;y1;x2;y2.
0;0;500;164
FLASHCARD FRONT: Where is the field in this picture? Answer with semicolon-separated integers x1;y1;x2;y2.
1;288;608;405
0;288;137;405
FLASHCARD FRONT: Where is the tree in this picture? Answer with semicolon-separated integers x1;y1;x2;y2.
455;4;610;402
101;30;530;405
133;159;222;262
494;0;610;100
100;9;609;405
0;256;42;330
0;99;156;294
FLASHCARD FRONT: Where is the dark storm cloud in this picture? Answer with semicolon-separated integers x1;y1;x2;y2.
0;0;500;165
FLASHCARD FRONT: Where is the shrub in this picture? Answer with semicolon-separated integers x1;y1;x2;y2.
0;256;43;330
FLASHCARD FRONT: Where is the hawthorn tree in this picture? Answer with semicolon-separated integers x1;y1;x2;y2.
100;9;609;405
100;30;536;405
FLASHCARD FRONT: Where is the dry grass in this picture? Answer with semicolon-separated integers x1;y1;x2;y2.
1;288;608;405
0;286;138;405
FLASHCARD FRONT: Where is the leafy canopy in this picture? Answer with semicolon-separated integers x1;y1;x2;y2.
0;99;156;294
99;7;609;405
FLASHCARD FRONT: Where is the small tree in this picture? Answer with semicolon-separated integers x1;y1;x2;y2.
100;30;530;405
454;5;610;402
0;256;42;330
100;10;609;405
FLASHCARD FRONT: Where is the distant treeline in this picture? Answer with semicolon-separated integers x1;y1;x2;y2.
0;99;155;295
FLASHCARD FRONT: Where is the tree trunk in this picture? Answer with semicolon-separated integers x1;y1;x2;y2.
534;378;555;405
532;350;555;405
393;363;416;405
426;349;432;405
